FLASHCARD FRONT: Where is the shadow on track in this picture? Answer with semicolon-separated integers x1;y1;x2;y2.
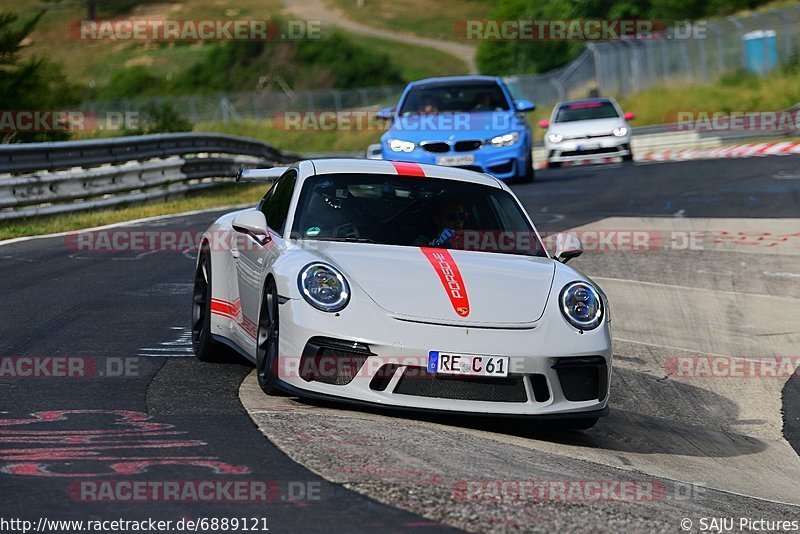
286;365;766;460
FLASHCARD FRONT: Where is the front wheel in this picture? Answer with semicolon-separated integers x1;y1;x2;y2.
192;249;229;362
256;278;282;395
547;160;562;168
622;145;634;162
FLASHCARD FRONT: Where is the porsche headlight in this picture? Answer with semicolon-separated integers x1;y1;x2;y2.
560;281;603;330
489;131;520;147
547;133;563;144
298;263;350;312
388;139;415;153
613;126;628;137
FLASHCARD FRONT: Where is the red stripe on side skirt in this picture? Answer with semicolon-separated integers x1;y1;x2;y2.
210;298;257;339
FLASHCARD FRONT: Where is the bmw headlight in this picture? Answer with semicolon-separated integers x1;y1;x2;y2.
613;126;628;137
388;139;415;153
547;133;563;144
298;263;350;312
489;131;520;147
559;281;603;330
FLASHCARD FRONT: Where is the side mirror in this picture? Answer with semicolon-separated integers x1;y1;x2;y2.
232;211;271;244
515;99;536;112
553;232;583;263
624;112;635;121
365;143;383;159
538;120;549;129
376;107;394;120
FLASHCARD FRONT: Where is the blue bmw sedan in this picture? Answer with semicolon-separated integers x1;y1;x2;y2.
378;76;536;182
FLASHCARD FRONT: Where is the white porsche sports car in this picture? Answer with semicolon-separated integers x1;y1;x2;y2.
192;159;612;428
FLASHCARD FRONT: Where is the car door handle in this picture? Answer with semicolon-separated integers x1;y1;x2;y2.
230;248;240;259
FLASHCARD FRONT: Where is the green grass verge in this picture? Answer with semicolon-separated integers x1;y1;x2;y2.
4;0;468;92
618;68;800;126
194;119;384;154
2;0;285;86
325;0;490;42
346;34;469;78
526;67;800;140
0;183;267;241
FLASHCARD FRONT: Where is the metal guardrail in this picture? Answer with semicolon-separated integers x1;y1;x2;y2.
0;133;299;221
0;133;297;174
2;109;797;221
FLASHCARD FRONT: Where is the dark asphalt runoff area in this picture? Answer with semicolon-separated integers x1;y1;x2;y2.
0;154;798;532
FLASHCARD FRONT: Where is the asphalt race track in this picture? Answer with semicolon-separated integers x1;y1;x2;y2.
1;155;798;532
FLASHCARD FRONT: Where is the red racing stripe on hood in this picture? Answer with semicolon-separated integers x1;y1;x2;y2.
420;247;470;317
391;161;426;177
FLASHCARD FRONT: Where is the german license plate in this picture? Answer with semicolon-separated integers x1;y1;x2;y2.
436;154;475;166
427;351;509;377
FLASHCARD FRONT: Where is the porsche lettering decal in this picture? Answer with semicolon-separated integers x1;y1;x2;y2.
420;247;470;317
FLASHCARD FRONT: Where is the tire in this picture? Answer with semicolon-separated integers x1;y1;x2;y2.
514;156;535;183
256;278;282;395
542;417;599;431
192;249;230;362
547;160;562;168
622;145;634;162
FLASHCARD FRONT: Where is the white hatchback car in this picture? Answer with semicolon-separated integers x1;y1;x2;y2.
540;98;635;167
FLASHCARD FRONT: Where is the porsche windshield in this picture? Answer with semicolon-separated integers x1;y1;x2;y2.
290;173;546;257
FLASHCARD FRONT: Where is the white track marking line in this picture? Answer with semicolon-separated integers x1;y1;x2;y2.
614;337;799;364
612;337;733;359
0;203;251;248
763;271;800;278
593;276;800;302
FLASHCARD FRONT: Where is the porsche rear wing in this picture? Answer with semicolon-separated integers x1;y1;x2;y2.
236;165;288;183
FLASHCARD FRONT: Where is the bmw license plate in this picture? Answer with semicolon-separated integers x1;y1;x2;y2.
428;351;509;377
436;154;475;166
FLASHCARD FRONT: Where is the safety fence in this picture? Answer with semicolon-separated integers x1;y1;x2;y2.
68;5;800;124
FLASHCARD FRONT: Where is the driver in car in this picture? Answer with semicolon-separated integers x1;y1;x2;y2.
422;200;469;247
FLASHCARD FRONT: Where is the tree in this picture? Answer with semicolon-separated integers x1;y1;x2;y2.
0;10;79;142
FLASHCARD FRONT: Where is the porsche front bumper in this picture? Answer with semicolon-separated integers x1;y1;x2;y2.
274;299;612;417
